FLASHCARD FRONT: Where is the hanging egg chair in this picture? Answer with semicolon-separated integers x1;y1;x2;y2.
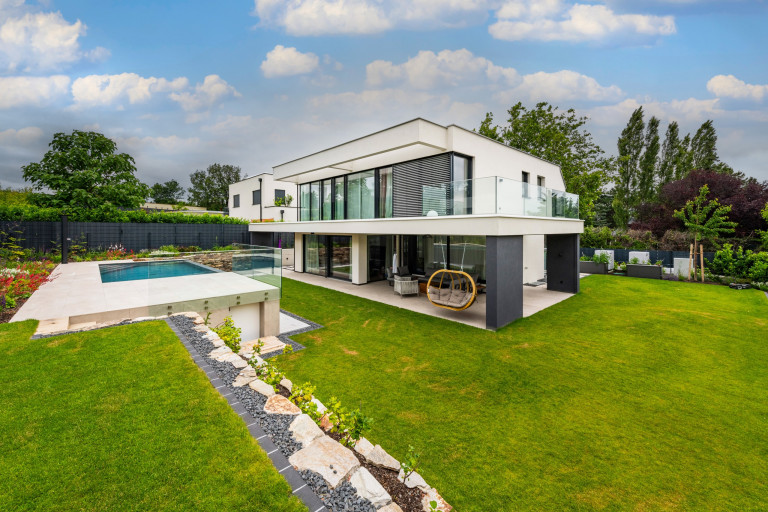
426;269;477;311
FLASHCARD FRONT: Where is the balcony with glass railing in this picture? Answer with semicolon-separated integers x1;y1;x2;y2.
422;176;579;219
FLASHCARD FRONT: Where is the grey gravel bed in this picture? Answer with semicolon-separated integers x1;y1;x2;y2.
301;470;376;512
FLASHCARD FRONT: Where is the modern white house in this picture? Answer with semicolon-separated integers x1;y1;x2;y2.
228;172;298;223
249;119;583;330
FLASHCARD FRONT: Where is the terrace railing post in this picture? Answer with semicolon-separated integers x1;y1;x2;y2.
61;214;69;264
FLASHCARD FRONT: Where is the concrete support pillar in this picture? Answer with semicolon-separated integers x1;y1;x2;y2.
259;299;280;337
486;235;524;331
546;234;580;294
294;233;305;272
351;234;368;284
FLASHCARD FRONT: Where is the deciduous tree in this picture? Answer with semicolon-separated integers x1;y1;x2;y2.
188;164;241;211
658;121;680;190
477;102;609;223
614;107;645;227
638;116;660;204
150;179;186;204
22;130;148;210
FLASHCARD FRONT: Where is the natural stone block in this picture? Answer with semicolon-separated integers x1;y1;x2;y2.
217;352;247;368
280;377;293;392
379;504;403;512
289;414;324;448
354;437;374;458
348;467;391;508
422;487;452;511
366;445;399;471
209;346;232;359
264;395;300;415
311;397;327;414
398;470;431;492
289;436;360;489
249;379;275;397
232;367;257;387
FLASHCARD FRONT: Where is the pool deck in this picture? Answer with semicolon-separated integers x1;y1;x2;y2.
12;261;279;333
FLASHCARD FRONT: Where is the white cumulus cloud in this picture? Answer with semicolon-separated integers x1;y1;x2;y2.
707;74;768;101
261;45;319;78
255;0;391;36
498;69;624;103
72;73;188;107
0;75;70;108
366;49;520;89
489;2;676;44
0;6;108;71
169;74;240;111
0;125;43;145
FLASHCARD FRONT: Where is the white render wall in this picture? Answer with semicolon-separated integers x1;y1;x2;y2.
228;173;297;223
446;125;565;191
523;235;545;283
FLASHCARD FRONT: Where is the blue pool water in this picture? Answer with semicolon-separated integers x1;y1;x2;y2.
99;260;217;283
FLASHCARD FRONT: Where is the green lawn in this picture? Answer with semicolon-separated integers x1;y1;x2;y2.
276;276;768;511
0;320;306;512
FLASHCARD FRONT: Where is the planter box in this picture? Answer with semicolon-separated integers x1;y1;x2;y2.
626;264;662;279
580;261;608;274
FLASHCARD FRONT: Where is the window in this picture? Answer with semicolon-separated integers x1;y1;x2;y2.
322;179;332;220
334;177;345;220
537;176;545;188
252;189;261;205
310;182;320;221
346;170;375;220
275;189;285;201
299;184;310;221
378;167;393;218
233;194;240;208
452;155;471;215
522;171;530;197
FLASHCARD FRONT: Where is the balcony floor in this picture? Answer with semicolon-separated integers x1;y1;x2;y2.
283;270;577;330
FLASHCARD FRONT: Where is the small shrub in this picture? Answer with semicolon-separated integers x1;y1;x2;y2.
580;255;592;262
283;344;294;355
592;252;610;264
400;445;421;481
212;316;241;352
290;382;322;421
157;245;179;253
629;257;640;264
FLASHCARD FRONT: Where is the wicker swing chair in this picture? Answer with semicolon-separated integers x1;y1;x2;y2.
425;238;477;311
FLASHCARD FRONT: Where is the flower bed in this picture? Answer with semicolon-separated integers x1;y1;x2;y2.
0;260;55;323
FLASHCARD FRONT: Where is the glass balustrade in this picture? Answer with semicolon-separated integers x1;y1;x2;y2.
422;176;579;219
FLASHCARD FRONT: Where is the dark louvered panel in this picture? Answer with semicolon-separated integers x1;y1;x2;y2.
392;153;451;217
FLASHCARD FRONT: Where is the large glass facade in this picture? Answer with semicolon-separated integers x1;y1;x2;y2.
451;154;471;215
310;182;320;221
378;167;393;218
304;234;351;280
330;236;351;280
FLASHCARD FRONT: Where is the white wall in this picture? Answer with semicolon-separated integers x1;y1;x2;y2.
523;235;545;283
228;173;297;223
447;126;565;191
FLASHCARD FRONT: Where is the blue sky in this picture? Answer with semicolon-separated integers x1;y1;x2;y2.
1;0;767;190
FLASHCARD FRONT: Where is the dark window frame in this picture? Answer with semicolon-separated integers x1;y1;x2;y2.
233;194;240;208
252;189;261;205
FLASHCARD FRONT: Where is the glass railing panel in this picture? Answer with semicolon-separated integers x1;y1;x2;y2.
523;183;549;217
496;177;524;215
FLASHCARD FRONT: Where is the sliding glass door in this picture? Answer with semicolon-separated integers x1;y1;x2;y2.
330;236;351;280
304;235;327;276
304;234;351;280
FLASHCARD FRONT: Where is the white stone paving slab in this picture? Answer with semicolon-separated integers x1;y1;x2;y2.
280;312;310;334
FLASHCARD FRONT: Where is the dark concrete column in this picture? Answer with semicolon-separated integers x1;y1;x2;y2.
486;235;523;331
546;234;580;294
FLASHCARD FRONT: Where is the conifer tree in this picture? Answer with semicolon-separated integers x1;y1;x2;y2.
691;120;718;170
613;107;645;227
638;116;660;204
658;121;680;189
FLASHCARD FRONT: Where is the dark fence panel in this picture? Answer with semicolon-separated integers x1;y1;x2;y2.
580;246;715;266
0;220;248;253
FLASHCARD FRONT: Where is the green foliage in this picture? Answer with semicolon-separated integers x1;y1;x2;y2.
251;361;285;392
283;344;294;355
0;186;32;206
0;227;25;263
629;257;640;264
0;203;248;224
150;180;186;204
658;121;680;190
580;226;659;250
708;244;768;282
400;445;421;480
212;317;241;352
638;116;660;205
1;294;17;310
614;107;645;227
673;185;737;248
691;120;719;171
346;408;374;446
592;252;610;265
22;130;149;210
274;194;293;207
188;164;241;211
157;245;179;253
477;103;609;223
760;204;768;250
290;382;322;421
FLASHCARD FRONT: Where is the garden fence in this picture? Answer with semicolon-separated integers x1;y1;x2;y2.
0;220;249;253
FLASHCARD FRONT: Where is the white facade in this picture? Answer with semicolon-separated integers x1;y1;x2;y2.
228;172;297;223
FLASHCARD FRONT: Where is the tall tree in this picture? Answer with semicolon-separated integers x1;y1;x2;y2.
613;107;645;227
675;133;693;180
150;179;186;204
188;163;241;211
658;121;680;189
690;120;718;170
638;116;660;204
477;102;609;223
22;130;148;210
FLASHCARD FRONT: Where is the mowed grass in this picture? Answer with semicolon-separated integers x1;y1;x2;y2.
276;275;768;511
0;320;306;512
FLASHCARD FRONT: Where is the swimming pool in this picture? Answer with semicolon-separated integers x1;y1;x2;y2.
99;260;218;283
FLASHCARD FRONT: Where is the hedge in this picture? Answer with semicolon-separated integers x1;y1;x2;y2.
0;204;249;225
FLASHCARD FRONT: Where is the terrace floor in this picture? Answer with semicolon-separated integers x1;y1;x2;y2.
283;269;576;329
